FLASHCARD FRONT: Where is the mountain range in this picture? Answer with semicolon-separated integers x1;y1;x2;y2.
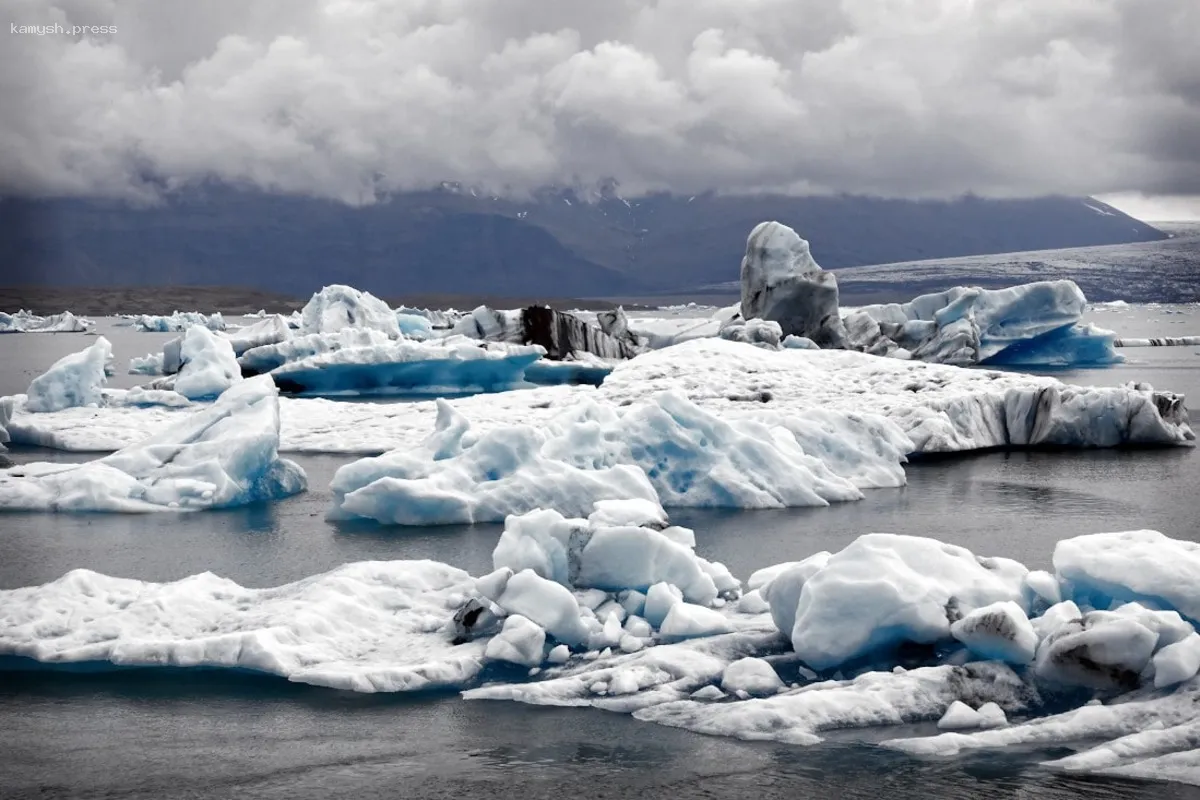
0;187;1164;299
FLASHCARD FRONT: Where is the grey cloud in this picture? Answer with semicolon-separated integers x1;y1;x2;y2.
1;0;1198;203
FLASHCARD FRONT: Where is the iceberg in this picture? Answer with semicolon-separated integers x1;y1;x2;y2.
0;395;12;464
173;325;243;400
329;388;907;524
300;284;400;338
455;305;639;360
328;401;661;525
132;311;226;332
239;328;393;376
844;281;1122;367
768;533;1029;670
0;310;93;333
740;221;848;348
0;376;305;512
0;560;484;692
128;352;165;376
268;337;543;397
25;337;113;413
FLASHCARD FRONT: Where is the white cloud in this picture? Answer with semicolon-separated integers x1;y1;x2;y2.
2;0;1198;203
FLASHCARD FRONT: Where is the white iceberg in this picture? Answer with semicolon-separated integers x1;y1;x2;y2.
329;401;660;526
1055;530;1200;623
239;328;393;375
950;601;1039;665
300;284;400;338
0;560;483;692
769;533;1029;670
173;325;242;400
25;337;113;413
128;352;165;376
598;339;1194;453
132;311;226;332
330;388;907;524
0;310;93;333
0;376;305;512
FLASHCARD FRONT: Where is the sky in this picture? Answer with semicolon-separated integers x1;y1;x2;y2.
2;0;1198;217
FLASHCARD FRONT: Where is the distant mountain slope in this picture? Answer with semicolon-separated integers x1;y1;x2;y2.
0;188;1164;297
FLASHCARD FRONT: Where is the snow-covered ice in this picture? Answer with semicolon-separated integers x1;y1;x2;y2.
0;376;305;512
220;314;292;355
25;337;113;413
0;310;93;333
0;560;484;692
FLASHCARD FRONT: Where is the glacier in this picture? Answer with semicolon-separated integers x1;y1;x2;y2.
0;376;305;512
6;516;1200;785
0;310;93;334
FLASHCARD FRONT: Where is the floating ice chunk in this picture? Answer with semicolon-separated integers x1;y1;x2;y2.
491;507;728;606
776;534;1028;670
1055;530;1200;623
1152;634;1200;688
25;337;113;412
660;603;732;641
1023;570;1062;612
484;615;547;667
977;701;1008;728
220;314;292;355
1034;612;1159;690
761;552;833;639
1031;600;1083;641
547;644;570;664
174;326;242;400
637;662;1034;745
749;555;830;593
938;701;984;730
0;395;12;453
300;285;400;337
737;590;771;614
329;407;659;526
644;583;683;628
268;337;542;397
587;498;669;530
0;310;93;333
0;560;484;692
721;657;784;696
105;387;191;408
128;352;165;376
950;601;1038;665
845;281;1120;367
740;221;848;347
692;685;726;701
479;568;591;646
133;311;225;332
0;376;305;512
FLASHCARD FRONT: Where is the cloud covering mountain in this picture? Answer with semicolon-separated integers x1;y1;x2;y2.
3;0;1198;205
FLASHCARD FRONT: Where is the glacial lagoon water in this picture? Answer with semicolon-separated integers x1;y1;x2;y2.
1;308;1199;799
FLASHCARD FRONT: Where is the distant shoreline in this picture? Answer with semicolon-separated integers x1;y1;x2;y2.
0;286;628;316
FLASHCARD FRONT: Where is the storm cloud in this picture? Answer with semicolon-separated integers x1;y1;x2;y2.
2;0;1198;204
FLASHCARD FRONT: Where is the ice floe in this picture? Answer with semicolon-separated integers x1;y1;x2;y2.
0;310;93;333
0;376;304;512
130;311;226;332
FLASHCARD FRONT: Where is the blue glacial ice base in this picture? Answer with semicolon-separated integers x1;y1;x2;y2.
269;339;544;397
844;280;1123;367
8;512;1200;784
0;376;305;512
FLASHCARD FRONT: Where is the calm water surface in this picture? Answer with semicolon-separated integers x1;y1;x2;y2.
1;310;1198;799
